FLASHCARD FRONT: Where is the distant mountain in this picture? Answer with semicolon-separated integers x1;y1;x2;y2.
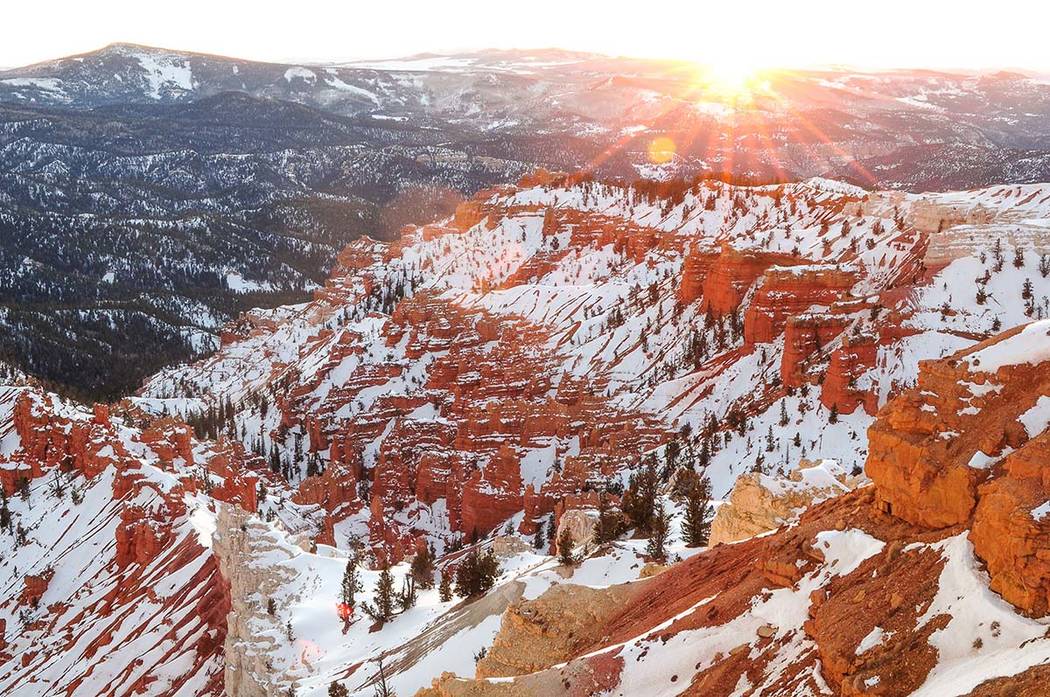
3;44;1050;397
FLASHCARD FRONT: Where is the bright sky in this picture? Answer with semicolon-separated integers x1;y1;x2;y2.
4;0;1050;71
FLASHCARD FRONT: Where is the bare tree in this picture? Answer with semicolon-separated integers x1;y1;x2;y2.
372;658;396;697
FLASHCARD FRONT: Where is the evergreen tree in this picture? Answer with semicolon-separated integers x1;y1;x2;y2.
621;458;659;532
454;548;500;598
682;478;712;548
438;567;453;602
646;502;670;562
341;556;363;608
328;682;350;697
533;519;547;550
398;576;417;611
593;494;623;544
363;567;396;625
409;544;435;589
557;527;577;565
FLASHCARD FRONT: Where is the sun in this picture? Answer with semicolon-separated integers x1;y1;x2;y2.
692;60;774;105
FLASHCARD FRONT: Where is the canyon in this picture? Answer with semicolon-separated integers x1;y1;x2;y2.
0;171;1047;695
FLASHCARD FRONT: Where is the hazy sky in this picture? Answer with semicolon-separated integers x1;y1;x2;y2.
4;0;1050;71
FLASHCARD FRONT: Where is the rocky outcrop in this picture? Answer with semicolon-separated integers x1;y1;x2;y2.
867;322;1050;529
820;328;880;415
691;246;802;316
20;570;53;608
743;265;857;346
868;320;1050;615
475;582;642;679
676;247;719;305
780;312;851;388
970;431;1050;615
213;504;300;697
553;508;600;554
710;459;857;546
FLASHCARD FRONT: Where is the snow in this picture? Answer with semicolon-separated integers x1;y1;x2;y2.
962;320;1050;373
225;271;275;293
0;77;67;97
134;52;195;98
912;534;1050;696
284;67;318;84
610;528;884;696
1031;501;1050;521
856;626;890;655
1019;395;1050;438
188;498;217;548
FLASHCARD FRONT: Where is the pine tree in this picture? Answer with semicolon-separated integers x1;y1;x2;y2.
398;576;417;611
454;549;500;598
557;527;577;565
646;502;670;562
409;544;435;589
341;556;362;608
328;681;350;697
439;567;453;602
364;567;396;625
622;458;659;532
682;478;712;548
593;494;623;544
533;519;547;550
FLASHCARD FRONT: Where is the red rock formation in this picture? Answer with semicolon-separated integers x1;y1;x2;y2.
820;329;880;415
141;419;196;465
744;265;857;346
867;325;1048;529
700;246;801;316
116;504;171;567
20;570;53;607
867;322;1050;615
780;313;851;388
676;247;719;305
460;444;524;537
970;432;1050;615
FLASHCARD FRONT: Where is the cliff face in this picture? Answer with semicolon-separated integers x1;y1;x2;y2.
0;386;248;696
868;320;1050;615
214;505;300;697
417;323;1050;697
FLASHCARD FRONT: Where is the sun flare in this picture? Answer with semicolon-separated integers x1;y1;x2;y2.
693;60;773;105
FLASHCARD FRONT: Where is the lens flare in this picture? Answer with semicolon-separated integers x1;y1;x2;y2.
647;136;677;164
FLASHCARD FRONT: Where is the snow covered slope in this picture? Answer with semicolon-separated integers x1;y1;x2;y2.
1;173;1049;695
138;173;1050;560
